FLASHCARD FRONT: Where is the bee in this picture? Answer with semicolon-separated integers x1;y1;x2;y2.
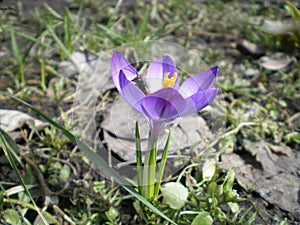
132;73;151;95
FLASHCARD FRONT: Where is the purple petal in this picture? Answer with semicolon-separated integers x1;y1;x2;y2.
139;88;186;122
118;70;145;110
181;88;218;116
146;55;179;92
179;66;218;97
111;51;137;91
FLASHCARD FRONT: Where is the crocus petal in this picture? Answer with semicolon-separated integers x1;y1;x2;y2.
146;55;179;92
118;70;145;110
181;88;218;116
179;66;218;97
139;88;186;122
111;51;137;91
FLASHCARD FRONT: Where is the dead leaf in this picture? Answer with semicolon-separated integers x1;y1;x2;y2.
269;144;293;157
58;51;115;92
256;173;300;218
58;51;98;78
255;141;278;175
237;40;264;57
0;109;48;139
262;19;300;35
244;68;260;78
219;153;257;190
260;53;292;71
250;141;300;217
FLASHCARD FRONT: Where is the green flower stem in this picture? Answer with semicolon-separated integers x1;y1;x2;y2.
142;139;158;200
135;122;142;194
146;139;158;199
154;128;171;197
142;123;160;199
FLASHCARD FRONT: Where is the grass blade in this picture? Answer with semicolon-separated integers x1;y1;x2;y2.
45;21;74;62
97;23;127;43
10;30;25;87
0;128;49;225
154;128;171;197
238;206;253;224
64;8;73;54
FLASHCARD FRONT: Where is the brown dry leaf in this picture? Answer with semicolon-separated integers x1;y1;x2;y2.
101;97;149;162
58;51;115;93
220;140;300;217
262;19;300;35
237;39;264;57
256;172;300;218
260;53;292;71
58;51;98;78
219;153;257;190
255;141;278;175
0;109;48;139
254;141;300;217
269;144;293;157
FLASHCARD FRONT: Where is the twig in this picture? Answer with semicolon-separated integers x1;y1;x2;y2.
22;153;53;196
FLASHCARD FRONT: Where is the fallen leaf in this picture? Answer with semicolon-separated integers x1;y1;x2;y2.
0;109;48;139
219;153;257;190
58;51;98;78
269;144;293;157
256;173;300;219
237;39;264;57
220;140;300;218
260;53;292;71
255;141;278;175
244;68;260;78
261;19;300;35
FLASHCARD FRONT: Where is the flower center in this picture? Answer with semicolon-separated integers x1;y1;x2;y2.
162;72;177;88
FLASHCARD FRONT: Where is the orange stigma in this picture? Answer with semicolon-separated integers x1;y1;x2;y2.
162;72;177;88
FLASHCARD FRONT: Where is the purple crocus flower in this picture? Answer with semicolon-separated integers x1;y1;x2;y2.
111;51;218;198
111;51;218;138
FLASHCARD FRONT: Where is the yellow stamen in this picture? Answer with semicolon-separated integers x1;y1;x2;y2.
162;72;177;88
